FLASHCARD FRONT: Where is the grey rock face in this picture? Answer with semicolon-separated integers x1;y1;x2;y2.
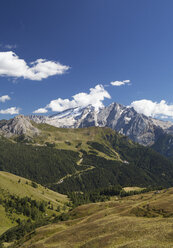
97;103;163;145
28;103;173;146
0;115;40;137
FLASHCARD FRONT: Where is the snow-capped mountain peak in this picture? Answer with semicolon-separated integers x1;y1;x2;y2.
29;102;173;146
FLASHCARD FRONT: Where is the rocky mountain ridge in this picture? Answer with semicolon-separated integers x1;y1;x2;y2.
29;102;173;146
0;115;40;138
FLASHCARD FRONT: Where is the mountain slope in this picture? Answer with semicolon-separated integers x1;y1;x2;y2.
0;135;79;186
151;133;173;160
0;125;173;193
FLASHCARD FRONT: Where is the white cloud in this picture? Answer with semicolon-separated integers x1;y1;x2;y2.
0;107;20;115
130;99;173;118
34;84;111;113
47;84;111;112
110;80;130;86
0;51;70;81
4;44;17;49
47;98;76;112
0;95;11;102
33;108;48;114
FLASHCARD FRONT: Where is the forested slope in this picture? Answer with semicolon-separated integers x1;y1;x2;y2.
0;126;173;193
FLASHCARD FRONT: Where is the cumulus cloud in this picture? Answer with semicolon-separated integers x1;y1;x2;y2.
131;99;173;118
33;84;111;113
110;80;130;86
0;107;20;115
33;108;48;114
0;95;11;102
47;98;76;112
0;51;70;81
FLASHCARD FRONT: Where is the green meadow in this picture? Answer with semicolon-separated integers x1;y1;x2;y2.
0;171;68;236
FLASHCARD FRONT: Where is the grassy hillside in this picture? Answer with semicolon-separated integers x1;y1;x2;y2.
30;124;124;160
13;187;173;248
0;172;67;203
0;171;68;236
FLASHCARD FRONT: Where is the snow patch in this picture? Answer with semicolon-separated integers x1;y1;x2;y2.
124;116;131;124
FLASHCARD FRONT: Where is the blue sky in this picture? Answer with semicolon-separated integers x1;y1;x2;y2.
0;0;173;119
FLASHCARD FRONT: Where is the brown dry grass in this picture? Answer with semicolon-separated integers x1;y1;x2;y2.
19;188;173;248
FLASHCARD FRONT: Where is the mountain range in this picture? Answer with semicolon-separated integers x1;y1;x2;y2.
0;102;173;161
29;102;173;146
